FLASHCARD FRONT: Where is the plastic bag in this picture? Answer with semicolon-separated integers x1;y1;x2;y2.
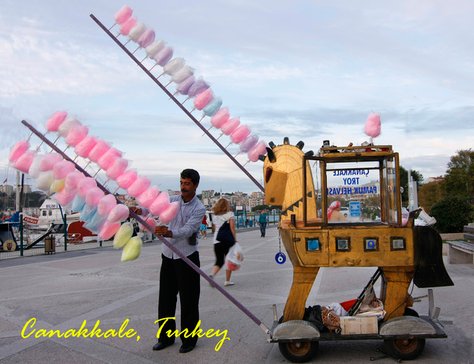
225;242;244;271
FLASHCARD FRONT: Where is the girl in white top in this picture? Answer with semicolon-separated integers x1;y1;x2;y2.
210;198;236;286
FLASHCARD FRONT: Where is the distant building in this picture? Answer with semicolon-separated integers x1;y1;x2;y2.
0;184;14;195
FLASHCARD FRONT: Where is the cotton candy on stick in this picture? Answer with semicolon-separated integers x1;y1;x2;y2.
199;97;222;122
65;124;88;147
119;17;136;36
159;57;185;79
203;107;230;134
9;141;30;163
75;136;97;159
149;46;173;71
124;22;146;46
247;141;267;163
192;88;214;112
14;150;36;174
39;153;63;172
98;147;122;170
136;186;160;209
132;28;155;53
171;66;193;84
108;204;130;224
57;117;80;138
121;236;143;262
98;221;121;240
140;40;165;62
149;191;170;216
174;75;195;96
364;112;381;142
115;169;138;190
236;134;258;158
158;201;179;224
45;111;68;132
113;222;133;249
217;117;240;140
110;5;133;30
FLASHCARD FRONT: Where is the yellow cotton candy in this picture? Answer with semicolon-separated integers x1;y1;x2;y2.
113;222;133;249
50;179;65;193
121;236;142;262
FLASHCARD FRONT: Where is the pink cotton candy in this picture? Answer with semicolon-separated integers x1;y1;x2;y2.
145;40;165;58
194;88;213;110
53;189;76;206
149;191;170;216
119;17;136;36
230;125;251;144
139;215;157;231
116;169;138;189
239;135;259;153
45;111;68;132
28;154;44;178
107;204;130;223
172;66;193;83
53;160;75;179
14;150;35;173
115;5;133;24
129;22;146;42
137;186;160;209
39;153;62;172
106;158;128;180
138;29;155;48
75;136;97;158
176;75;195;95
163;58;185;75
211;108;230;128
85;187;105;207
98;221;121;240
364;113;381;138
98;148;122;170
247;141;267;162
127;176;151;198
9;140;30;163
97;194;117;216
64;171;83;191
58;117;80;138
89;140;111;163
77;177;97;197
159;201;179;224
65;124;88;147
221;118;240;135
153;46;173;66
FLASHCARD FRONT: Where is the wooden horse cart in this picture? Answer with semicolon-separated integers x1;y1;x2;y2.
264;139;453;362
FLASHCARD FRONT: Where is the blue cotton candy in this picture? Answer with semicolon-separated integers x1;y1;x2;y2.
84;209;106;233
81;205;97;223
71;195;86;213
203;97;222;117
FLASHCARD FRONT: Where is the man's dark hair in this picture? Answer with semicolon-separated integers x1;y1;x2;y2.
181;169;200;186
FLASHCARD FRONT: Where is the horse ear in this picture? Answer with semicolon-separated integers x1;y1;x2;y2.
305;150;314;157
296;141;304;150
266;147;276;163
283;137;290;145
269;141;276;149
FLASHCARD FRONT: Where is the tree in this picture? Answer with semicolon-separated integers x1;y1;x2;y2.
430;196;474;233
399;167;423;206
418;178;445;213
443;149;474;203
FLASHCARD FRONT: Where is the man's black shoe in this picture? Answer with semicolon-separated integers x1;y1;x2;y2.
179;344;195;353
153;341;174;351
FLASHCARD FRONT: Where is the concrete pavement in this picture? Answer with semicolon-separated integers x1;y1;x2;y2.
0;227;472;363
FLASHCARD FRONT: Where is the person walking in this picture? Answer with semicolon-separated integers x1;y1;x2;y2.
209;198;236;286
258;210;267;237
153;169;206;354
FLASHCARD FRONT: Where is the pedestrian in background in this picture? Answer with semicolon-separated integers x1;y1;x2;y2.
259;210;268;237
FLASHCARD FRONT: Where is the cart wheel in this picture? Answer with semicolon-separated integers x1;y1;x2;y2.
404;307;419;317
383;337;425;360
278;341;319;363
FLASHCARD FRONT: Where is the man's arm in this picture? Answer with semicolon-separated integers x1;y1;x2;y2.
170;204;206;239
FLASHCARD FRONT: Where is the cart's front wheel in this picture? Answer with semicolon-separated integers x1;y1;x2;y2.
278;341;319;363
384;337;425;360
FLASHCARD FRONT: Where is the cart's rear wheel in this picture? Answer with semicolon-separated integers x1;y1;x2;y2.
278;341;319;363
383;337;425;360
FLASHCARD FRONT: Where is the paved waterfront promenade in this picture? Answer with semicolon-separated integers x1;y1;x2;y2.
0;227;472;363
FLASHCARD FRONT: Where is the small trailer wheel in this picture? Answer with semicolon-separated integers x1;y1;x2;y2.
278;341;319;363
383;337;425;360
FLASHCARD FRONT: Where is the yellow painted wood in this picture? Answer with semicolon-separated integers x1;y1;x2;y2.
283;266;320;321
380;267;415;320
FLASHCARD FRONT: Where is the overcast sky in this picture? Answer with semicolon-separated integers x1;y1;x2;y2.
1;0;473;193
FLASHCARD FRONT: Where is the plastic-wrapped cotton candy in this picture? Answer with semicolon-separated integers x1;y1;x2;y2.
116;169;138;189
98;220;121;240
239;134;259;153
221;118;240;135
77;177;97;197
163;57;185;76
176;76;195;95
172;66;193;83
58;117;80;138
81;204;97;223
53;189;76;206
115;5;133;24
14;150;35;173
121;236;142;262
98;147;122;170
49;179;65;194
65;124;88;147
203;97;222;117
138;29;155;48
45;111;68;132
28;154;44;178
52;160;75;179
97;194;117;216
108;204;130;224
36;171;55;192
187;79;209;97
364;112;381;138
211;108;230;128
39;153;62;172
158;201;179;224
128;22;146;42
149;191;170;216
230;125;251;144
106;158;128;180
194;88;213;110
84;209;107;233
75;136;97;158
71;195;86;213
119;17;136;36
137;186;160;209
153;46;173;67
247;141;267;162
9;140;30;163
145;40;165;58
127;176;151;198
85;187;105;207
88;140;111;163
139;215;157;231
64;170;83;191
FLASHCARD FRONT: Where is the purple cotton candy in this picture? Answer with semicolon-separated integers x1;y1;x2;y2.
138;29;155;48
176;75;195;95
187;79;209;97
203;97;222;117
128;22;146;42
145;40;165;58
239;135;259;153
247;141;267;162
153;46;173;66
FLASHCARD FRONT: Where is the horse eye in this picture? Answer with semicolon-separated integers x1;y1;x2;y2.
265;167;273;183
